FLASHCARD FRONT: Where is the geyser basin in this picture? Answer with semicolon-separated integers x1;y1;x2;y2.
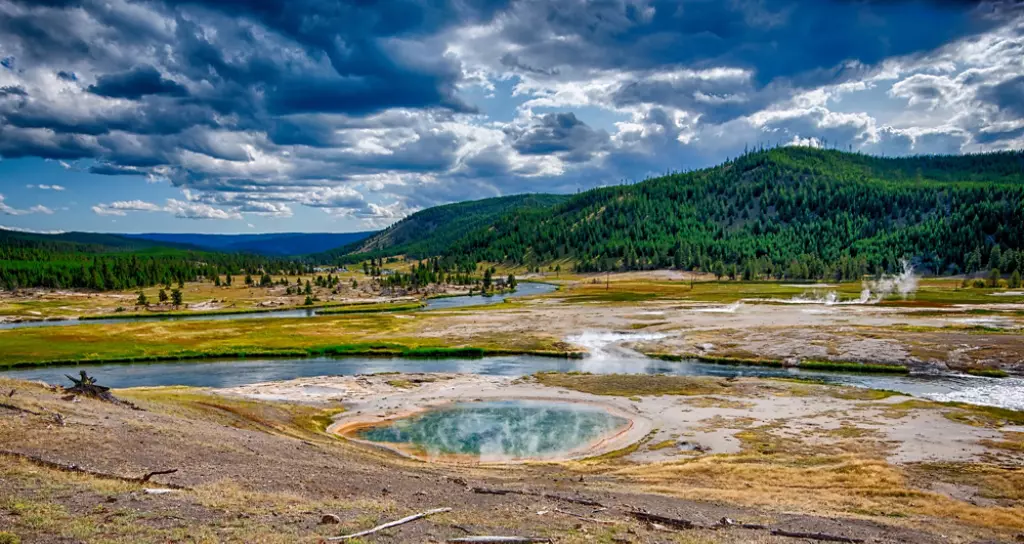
346;400;631;462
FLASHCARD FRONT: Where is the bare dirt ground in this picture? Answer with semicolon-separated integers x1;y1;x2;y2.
2;375;1022;543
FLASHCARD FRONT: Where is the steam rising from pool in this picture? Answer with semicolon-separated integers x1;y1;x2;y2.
354;400;629;462
566;331;669;360
765;260;919;306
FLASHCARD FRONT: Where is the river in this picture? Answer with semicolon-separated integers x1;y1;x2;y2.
3;352;1021;411
0;281;558;330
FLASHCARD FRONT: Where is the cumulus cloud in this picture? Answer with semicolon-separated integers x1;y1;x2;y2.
92;199;241;220
0;0;1021;229
0;194;53;216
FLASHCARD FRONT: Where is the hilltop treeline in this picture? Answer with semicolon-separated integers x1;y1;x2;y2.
0;230;303;290
446;147;1024;279
318;194;570;263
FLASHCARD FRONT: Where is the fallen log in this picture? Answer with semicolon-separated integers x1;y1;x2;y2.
626;511;694;530
0;451;185;489
447;538;554;543
471;487;605;507
717;517;768;530
770;529;865;543
326;507;451;541
552;508;618;526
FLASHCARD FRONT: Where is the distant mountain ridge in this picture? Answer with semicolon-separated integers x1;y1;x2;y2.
124;232;375;256
315;193;571;261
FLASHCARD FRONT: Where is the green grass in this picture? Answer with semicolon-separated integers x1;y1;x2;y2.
79;301;347;320
0;343;581;369
650;352;908;374
315;302;425;315
797;360;909;374
964;368;1011;378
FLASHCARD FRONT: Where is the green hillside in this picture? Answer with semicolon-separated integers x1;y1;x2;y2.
446;147;1024;279
317;193;570;262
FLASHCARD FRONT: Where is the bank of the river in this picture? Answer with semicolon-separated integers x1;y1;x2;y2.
0;343;584;370
649;352;911;374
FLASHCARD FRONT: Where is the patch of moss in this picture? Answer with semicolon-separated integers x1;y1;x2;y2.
534;372;728;397
648;440;678;451
797;360;909;374
964;368;1010;378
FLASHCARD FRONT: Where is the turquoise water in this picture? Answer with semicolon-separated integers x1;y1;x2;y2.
355;400;628;460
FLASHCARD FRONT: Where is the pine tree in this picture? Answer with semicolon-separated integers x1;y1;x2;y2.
136;291;148;306
988;268;1001;288
171;288;183;307
1010;270;1021;289
158;289;168;303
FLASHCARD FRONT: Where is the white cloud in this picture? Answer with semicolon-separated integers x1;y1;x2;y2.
26;184;66;191
92;199;241;220
0;194;54;216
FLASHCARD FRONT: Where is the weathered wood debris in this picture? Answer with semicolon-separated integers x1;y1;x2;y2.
64;371;139;409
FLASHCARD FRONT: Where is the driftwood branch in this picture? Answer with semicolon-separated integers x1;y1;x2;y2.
770;529;865;543
0;401;41;416
626;510;694;530
552;508;618;526
141;468;179;482
447;538;553;543
471;487;604;507
63;371;140;410
0;451;184;489
326;507;451;541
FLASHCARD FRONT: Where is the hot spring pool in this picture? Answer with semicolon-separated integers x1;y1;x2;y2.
345;399;631;462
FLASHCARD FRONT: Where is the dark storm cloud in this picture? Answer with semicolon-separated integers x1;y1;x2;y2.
488;0;1006;87
508;113;610;162
979;75;1024;117
974;126;1024;144
87;66;188;99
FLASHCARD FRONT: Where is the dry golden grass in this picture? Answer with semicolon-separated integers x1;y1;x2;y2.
602;455;1024;532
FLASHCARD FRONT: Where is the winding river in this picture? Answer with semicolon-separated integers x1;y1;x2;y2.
3;353;1022;411
0;281;558;330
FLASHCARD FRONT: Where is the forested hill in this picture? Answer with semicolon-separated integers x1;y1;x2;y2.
0;229;303;290
316;193;570;262
446;147;1024;279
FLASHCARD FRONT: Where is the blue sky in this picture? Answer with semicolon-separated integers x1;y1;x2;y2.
0;0;1022;234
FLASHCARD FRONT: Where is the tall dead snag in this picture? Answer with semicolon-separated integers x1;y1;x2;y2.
64;371;139;410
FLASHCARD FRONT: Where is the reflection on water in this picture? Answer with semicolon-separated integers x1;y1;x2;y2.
355;399;628;461
0;282;558;330
4;353;1022;410
421;282;556;310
